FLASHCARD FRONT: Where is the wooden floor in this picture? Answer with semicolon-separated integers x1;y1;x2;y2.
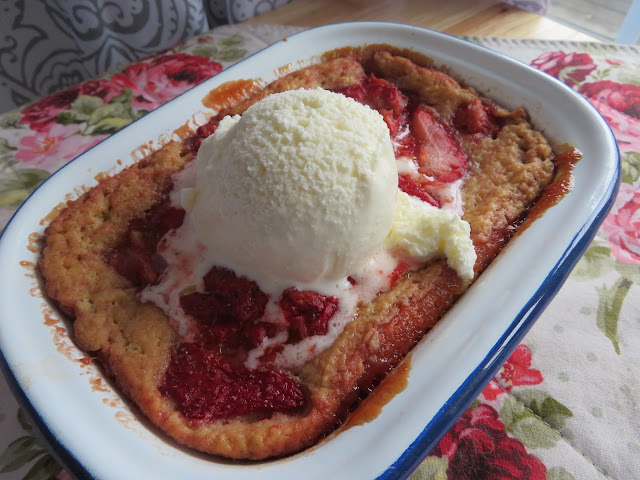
546;0;633;41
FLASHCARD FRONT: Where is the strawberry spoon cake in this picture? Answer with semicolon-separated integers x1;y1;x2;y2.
38;46;559;459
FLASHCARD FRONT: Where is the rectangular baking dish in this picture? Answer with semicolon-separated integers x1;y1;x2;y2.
0;22;619;480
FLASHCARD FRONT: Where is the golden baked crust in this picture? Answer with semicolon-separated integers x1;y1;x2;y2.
39;49;554;459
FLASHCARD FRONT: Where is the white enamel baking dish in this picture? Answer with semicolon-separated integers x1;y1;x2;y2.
0;22;619;480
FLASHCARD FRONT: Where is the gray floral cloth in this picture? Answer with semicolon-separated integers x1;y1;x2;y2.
0;0;293;114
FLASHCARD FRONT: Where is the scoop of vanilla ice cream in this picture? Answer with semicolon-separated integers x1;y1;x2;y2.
385;192;477;282
189;88;397;286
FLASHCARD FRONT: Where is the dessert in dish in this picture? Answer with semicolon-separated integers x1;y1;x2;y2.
39;46;558;460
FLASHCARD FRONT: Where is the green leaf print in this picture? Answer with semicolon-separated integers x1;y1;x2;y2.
597;277;633;354
546;466;576;480
589;66;613;82
615;260;640;284
192;45;220;58
621;151;640;184
500;396;562;449
23;454;61;480
56;90;145;136
218;34;244;48
0;141;50;207
17;408;35;433
570;241;614;281
58;95;104;125
0;110;24;129
55;110;78;126
74;95;104;119
0;409;62;479
0;436;42;473
191;34;247;63
518;390;574;430
618;63;640;86
578;245;639;354
89;108;138;135
408;456;448;480
108;88;133;105
90;116;134;134
213;47;248;63
0;167;50;207
0;137;17;155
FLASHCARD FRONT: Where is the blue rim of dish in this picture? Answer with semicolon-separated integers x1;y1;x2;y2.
0;352;94;479
377;166;620;480
328;21;623;480
0;21;621;480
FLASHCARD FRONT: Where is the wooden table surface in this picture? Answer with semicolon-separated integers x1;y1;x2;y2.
245;0;598;41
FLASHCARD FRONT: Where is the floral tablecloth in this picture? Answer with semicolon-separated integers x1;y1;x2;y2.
0;24;638;480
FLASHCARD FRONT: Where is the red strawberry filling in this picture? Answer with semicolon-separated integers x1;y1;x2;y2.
279;288;339;342
107;200;184;286
334;75;408;121
170;268;339;419
334;75;414;157
398;175;439;207
110;72;479;422
159;342;305;422
109;201;341;420
388;261;410;287
334;74;471;207
412;105;467;183
178;268;340;347
202;266;269;323
184;122;218;153
179;266;271;350
454;98;500;137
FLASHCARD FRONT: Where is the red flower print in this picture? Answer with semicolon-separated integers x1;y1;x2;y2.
530;51;596;87
19;79;123;132
482;381;505;401
482;345;543;401
578;81;640;152
111;53;223;111
586;100;640;153
579;80;640;119
602;183;640;265
78;79;124;103
19;89;79;132
500;345;543;389
432;404;546;480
